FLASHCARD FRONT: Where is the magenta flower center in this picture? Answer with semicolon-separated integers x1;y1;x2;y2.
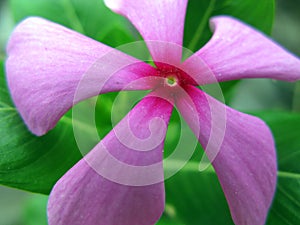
153;64;194;99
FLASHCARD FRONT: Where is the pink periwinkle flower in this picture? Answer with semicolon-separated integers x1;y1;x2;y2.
5;0;300;225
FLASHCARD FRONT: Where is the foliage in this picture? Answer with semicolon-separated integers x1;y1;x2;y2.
1;0;300;224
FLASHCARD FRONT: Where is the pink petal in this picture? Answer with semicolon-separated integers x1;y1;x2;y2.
48;95;173;225
184;16;300;84
6;17;156;136
176;86;277;225
104;0;188;64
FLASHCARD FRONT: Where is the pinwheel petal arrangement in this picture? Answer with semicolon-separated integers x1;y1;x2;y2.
4;0;300;224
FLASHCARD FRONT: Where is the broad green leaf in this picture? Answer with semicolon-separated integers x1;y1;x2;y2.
156;213;184;225
267;176;300;225
9;0;139;46
219;80;240;103
0;61;86;194
255;112;300;224
23;194;48;225
258;112;300;174
184;0;275;52
164;163;233;225
0;61;13;107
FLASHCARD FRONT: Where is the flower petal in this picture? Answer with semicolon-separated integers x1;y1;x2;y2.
104;0;188;64
48;95;173;225
176;86;277;225
6;17;156;136
184;16;300;84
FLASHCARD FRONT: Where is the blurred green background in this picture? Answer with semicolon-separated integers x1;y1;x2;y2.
0;0;299;224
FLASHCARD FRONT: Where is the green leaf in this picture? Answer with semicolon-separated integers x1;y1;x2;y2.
219;80;240;103
164;163;233;225
0;61;13;107
9;0;139;46
156;213;184;225
23;194;48;225
184;0;275;52
0;61;85;194
268;175;300;225
255;112;300;224
258;112;300;174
